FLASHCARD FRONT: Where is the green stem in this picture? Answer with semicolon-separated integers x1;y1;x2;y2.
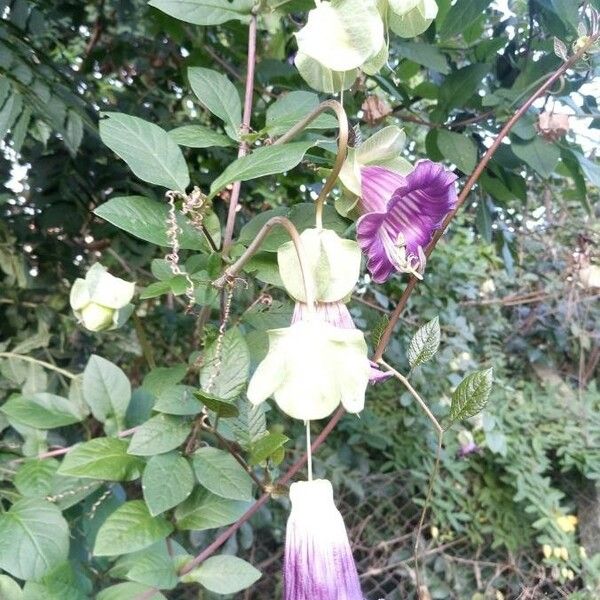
0;352;77;380
273;99;349;230
132;313;156;369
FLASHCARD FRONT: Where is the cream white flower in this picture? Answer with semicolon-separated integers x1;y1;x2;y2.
70;263;135;332
247;320;370;421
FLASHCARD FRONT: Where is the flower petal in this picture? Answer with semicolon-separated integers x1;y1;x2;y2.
384;160;457;252
356;210;396;283
361;165;406;213
285;479;364;600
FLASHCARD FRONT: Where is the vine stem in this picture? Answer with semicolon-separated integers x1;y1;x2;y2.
213;216;316;313
10;426;139;464
0;352;77;380
222;13;258;255
379;360;443;435
372;36;599;362
273;99;349;229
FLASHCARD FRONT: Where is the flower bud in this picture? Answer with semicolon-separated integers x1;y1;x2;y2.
386;0;438;38
284;479;363;600
542;544;552;559
278;228;361;304
70;263;135;332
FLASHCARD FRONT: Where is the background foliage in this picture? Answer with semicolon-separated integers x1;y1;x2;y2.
0;0;599;598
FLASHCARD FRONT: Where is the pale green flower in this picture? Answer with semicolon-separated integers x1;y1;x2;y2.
294;0;386;92
277;228;361;304
247;320;370;421
70;263;135;332
385;0;438;38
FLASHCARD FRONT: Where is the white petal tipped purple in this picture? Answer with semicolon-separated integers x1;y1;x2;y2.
357;161;458;283
284;479;363;600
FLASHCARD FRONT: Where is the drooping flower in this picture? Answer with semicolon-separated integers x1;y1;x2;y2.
292;301;392;384
284;479;363;600
356;160;458;283
247;317;370;421
294;0;386;93
70;263;135;332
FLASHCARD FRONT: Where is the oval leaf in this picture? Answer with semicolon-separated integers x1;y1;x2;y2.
99;113;189;191
94;500;173;556
447;368;494;427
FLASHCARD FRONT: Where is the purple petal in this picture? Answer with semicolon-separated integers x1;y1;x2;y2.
292;301;356;329
384;160;458;252
360;166;406;214
356;211;396;283
357;160;457;283
369;361;393;384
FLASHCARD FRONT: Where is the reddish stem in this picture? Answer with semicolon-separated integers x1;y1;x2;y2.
222;14;258;255
372;42;596;362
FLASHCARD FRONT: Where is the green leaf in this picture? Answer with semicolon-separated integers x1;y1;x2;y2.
512;138;560;179
83;355;131;433
229;401;267;451
209;140;316;198
143;453;194;516
95;196;206;250
22;561;92;600
440;0;492;39
97;583;166;600
0;393;84;429
111;542;180;590
188;67;241;138
143;364;188;396
148;0;253;26
238;203;349;253
573;152;600;188
194;389;239;417
265;91;338;135
436;130;477;174
192;447;254;501
0;575;23;600
139;275;189;299
99;113;189;191
395;41;450;74
249;432;289;465
439;64;488;111
408;317;441;369
447;368;494;427
175;487;251;531
0;498;69;580
200;327;250;400
58;437;144;481
127;414;190;456
184;555;261;594
154;385;203;415
168;124;233;148
94;500;173;556
14;459;58;496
